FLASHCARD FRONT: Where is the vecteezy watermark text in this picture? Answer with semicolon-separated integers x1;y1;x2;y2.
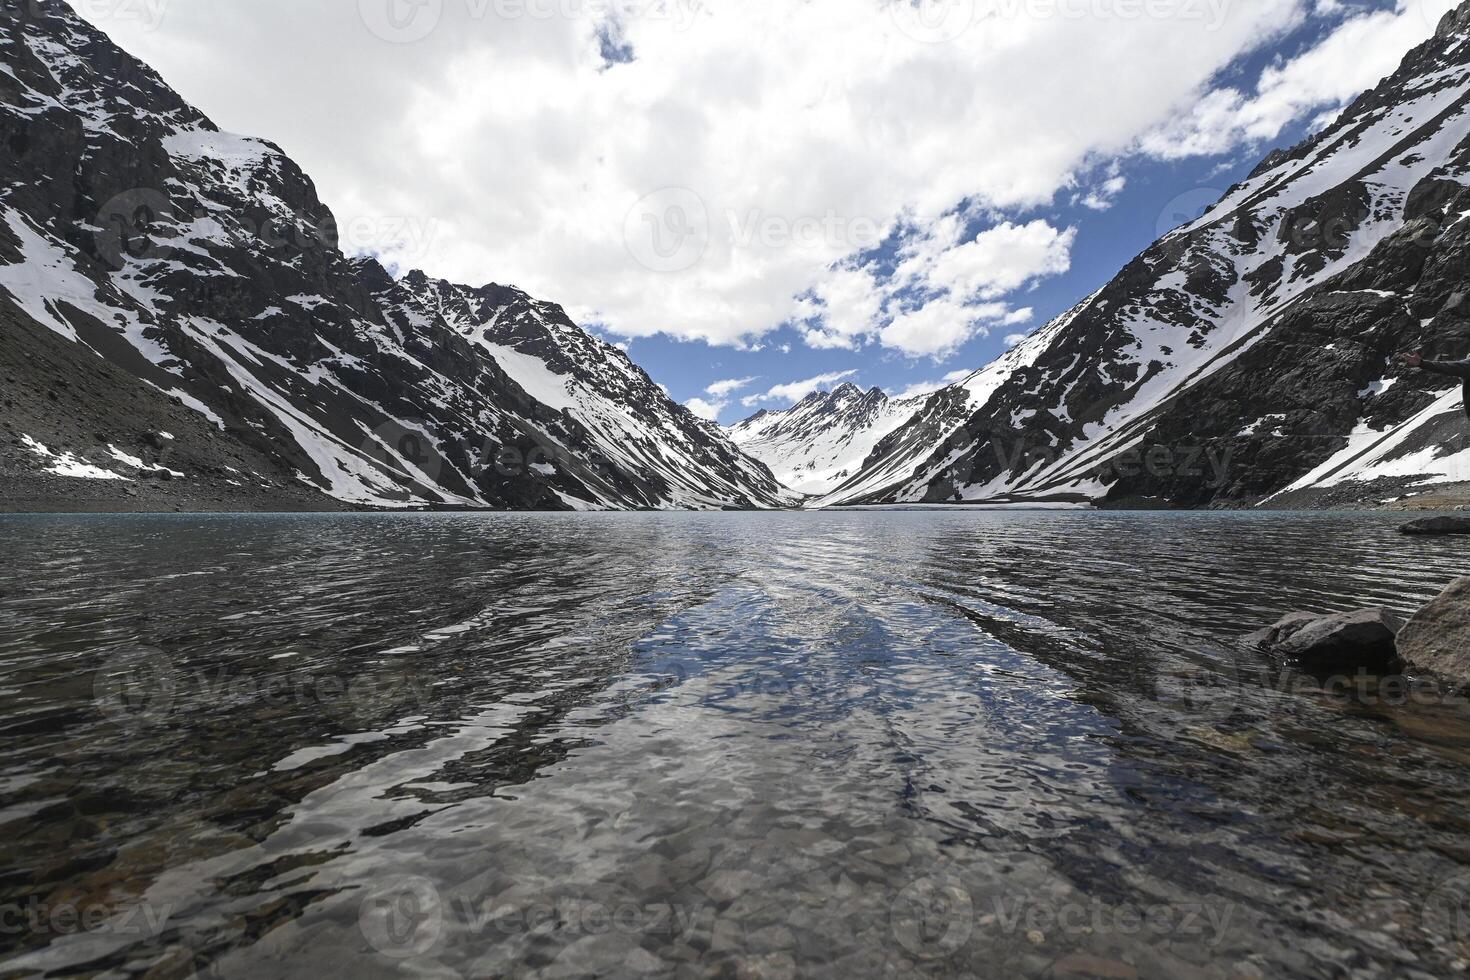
892;869;1238;959
362;421;607;493
624;188;884;273
358;0;703;44
0;897;174;940
8;0;171;31
989;437;1235;489
94;189;439;271
891;0;1234;45
93;645;439;731
358;875;708;959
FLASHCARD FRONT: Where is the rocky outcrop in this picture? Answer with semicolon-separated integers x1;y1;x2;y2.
1243;608;1403;670
1400;515;1470;535
1397;577;1470;685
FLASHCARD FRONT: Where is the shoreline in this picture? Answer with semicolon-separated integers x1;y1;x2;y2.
4;503;1468;517
6;471;1470;517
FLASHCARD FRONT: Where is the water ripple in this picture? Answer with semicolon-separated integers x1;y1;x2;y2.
0;512;1467;978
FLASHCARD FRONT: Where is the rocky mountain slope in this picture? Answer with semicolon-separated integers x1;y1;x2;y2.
727;383;928;496
0;2;789;512
822;3;1470;510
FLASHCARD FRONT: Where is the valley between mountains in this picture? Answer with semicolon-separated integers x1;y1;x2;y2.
7;2;1470;512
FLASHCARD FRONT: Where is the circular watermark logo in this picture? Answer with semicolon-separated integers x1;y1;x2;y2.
890;0;976;44
1422;870;1470;945
95;189;174;270
624;187;709;273
93;646;176;729
1155;186;1225;239
891;869;974;959
359;0;443;43
359;875;445;958
1153;660;1244;723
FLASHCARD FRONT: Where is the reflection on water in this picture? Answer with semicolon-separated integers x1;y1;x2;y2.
1;511;1469;979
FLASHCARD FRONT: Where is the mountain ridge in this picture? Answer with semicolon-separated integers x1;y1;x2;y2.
7;1;1470;512
727;381;929;497
810;7;1470;510
0;1;791;512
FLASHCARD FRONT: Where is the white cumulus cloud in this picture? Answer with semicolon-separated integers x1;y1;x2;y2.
71;0;1440;361
687;375;759;420
896;369;973;400
742;370;859;408
684;397;725;421
1139;2;1442;158
705;376;758;398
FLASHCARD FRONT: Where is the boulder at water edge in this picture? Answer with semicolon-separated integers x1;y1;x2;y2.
1396;577;1470;687
1243;608;1403;670
1399;516;1470;535
1241;612;1320;652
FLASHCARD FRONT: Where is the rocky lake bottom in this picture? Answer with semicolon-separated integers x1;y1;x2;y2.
1;511;1469;979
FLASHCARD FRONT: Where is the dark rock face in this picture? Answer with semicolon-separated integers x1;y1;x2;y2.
826;4;1470;509
1246;608;1404;670
0;3;787;512
1397;577;1470;685
0;301;345;513
1399;515;1470;534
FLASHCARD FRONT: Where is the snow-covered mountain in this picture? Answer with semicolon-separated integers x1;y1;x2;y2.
0;2;790;512
821;2;1470;509
13;0;1470;514
727;383;928;496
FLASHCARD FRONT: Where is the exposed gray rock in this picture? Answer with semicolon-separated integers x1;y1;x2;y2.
1246;608;1403;669
1240;611;1320;651
1276;608;1405;669
1396;577;1470;686
1400;516;1470;535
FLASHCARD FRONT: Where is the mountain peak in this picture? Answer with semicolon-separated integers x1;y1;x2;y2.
727;379;931;496
1438;0;1470;38
0;3;792;513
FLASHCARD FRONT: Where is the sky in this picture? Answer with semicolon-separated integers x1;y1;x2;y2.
71;0;1459;423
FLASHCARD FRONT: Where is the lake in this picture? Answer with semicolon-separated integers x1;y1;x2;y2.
1;511;1468;978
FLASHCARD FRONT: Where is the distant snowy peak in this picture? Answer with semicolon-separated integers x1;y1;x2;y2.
735;383;890;442
728;383;929;497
